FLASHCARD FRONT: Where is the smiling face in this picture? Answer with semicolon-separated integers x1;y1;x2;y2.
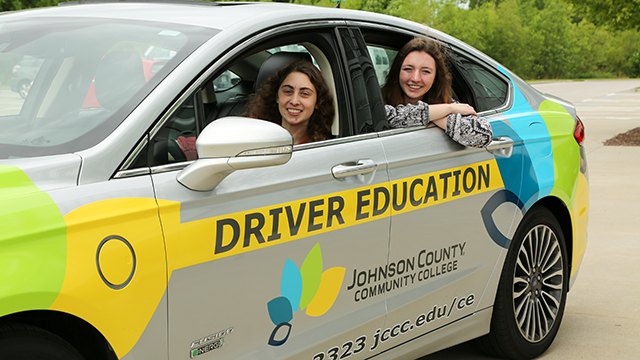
399;51;436;105
277;71;317;132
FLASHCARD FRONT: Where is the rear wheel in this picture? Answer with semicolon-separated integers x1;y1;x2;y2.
0;323;85;360
477;206;568;359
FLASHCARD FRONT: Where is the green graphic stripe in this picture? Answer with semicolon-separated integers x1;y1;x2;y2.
538;101;580;209
0;165;67;315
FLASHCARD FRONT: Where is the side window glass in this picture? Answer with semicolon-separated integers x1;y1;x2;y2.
451;55;509;113
131;82;210;169
338;28;388;134
213;70;241;92
203;44;320;125
10;55;45;102
148;95;198;167
366;46;393;86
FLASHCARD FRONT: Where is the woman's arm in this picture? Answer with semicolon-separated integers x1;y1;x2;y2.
385;102;430;128
386;101;479;129
444;113;493;148
386;101;493;148
429;103;477;124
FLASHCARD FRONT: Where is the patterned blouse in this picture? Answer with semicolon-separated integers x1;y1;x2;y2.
385;101;493;148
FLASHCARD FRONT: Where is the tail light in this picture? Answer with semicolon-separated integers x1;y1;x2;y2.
574;116;585;146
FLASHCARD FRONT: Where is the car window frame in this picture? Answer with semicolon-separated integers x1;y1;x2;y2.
118;20;381;178
355;23;513;117
446;47;512;115
334;26;389;135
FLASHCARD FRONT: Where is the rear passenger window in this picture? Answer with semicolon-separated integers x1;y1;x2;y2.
366;45;393;86
450;54;509;113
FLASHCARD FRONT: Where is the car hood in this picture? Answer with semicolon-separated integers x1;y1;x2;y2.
0;154;82;193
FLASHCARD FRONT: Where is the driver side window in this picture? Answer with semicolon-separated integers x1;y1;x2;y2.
149;96;199;166
129;94;199;169
136;44;327;168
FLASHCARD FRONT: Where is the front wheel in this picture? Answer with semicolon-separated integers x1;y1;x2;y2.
0;323;86;360
477;206;568;359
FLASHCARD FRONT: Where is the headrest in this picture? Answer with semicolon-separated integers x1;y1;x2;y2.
254;52;313;92
95;51;146;111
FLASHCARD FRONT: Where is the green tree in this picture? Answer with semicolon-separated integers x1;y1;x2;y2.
479;0;519;74
468;0;496;9
630;50;640;77
359;0;391;12
530;0;577;78
567;0;640;30
0;0;60;11
384;0;435;24
571;21;611;77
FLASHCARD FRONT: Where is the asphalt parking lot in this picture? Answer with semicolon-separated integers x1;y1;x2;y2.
421;79;640;360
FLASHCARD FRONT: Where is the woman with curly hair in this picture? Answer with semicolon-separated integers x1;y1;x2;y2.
381;37;493;148
246;60;334;144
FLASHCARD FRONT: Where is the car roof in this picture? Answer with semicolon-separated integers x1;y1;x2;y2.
0;0;456;38
2;1;413;31
1;1;474;59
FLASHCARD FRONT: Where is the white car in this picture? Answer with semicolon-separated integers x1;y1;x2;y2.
0;2;588;360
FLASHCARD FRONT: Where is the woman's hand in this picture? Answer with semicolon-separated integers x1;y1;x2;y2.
449;103;478;116
429;103;477;121
428;103;477;130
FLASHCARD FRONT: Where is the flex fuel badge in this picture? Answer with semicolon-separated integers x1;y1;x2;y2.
190;327;233;358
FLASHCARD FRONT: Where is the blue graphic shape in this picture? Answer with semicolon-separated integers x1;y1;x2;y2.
267;297;293;326
481;189;525;248
490;120;524;198
497;66;555;208
268;322;292;347
280;259;303;313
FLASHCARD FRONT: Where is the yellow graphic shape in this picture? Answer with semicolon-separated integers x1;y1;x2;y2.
570;172;589;276
159;159;504;274
51;198;167;359
98;238;135;287
306;267;345;317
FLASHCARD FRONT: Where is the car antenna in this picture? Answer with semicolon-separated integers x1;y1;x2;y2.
333;0;342;8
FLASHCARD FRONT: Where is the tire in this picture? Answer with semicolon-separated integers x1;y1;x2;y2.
18;80;31;99
477;206;568;359
0;323;86;360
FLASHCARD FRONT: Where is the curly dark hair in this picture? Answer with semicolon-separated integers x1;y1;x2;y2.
381;37;452;107
246;60;334;143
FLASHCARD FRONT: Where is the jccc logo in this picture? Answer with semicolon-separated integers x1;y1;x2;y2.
266;243;345;346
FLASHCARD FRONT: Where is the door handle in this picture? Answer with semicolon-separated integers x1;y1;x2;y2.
486;136;514;157
332;159;377;179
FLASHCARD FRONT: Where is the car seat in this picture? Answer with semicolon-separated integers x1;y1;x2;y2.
254;51;312;93
210;51;313;122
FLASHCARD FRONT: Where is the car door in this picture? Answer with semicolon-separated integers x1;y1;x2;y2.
352;29;523;353
146;28;392;360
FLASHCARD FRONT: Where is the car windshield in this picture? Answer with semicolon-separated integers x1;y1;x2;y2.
0;16;218;159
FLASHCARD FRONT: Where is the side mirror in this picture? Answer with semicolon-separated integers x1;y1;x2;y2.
177;117;293;191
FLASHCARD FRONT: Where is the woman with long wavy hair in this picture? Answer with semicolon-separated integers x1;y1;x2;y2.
246;60;334;144
381;37;493;148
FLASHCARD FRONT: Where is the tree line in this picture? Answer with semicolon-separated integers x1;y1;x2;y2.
3;0;639;79
336;0;640;79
